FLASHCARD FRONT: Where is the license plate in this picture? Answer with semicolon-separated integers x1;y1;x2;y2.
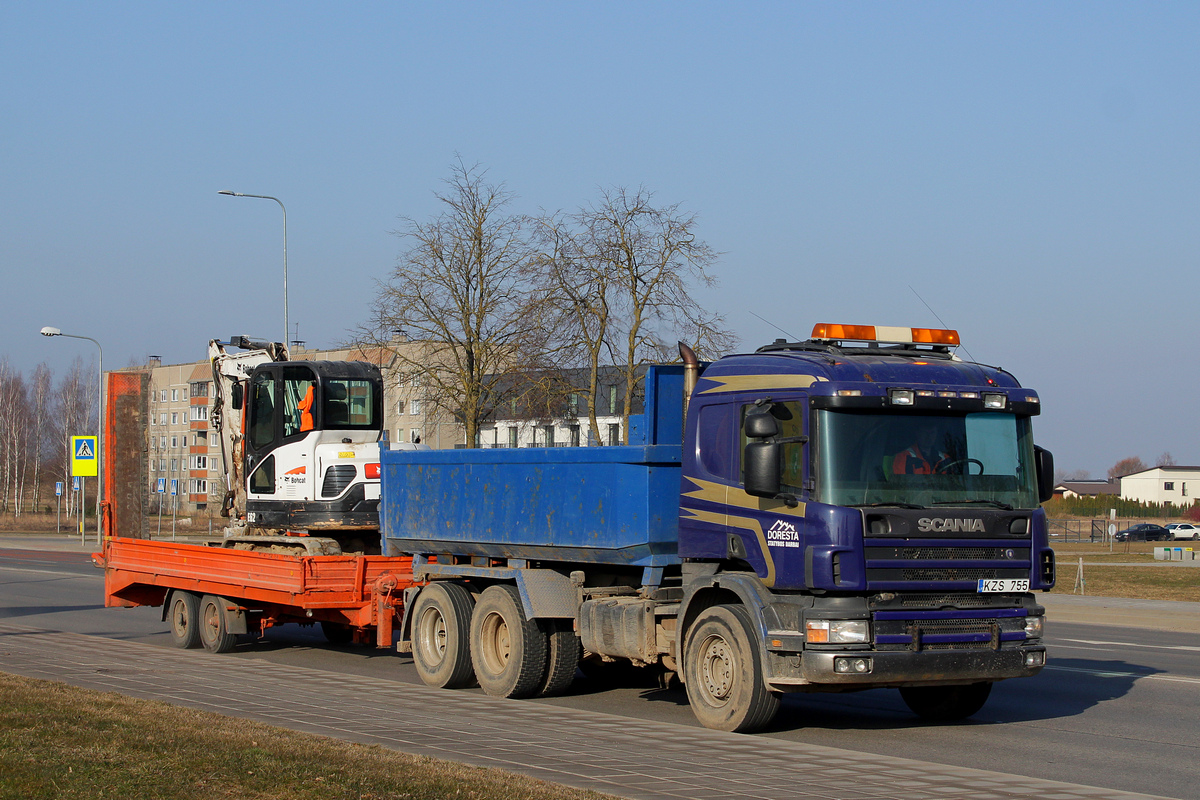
978;578;1029;593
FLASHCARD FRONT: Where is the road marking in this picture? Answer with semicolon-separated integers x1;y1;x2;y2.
0;566;88;579
1045;665;1200;685
1058;637;1200;653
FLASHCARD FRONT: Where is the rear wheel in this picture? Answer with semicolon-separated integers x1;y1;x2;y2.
168;591;201;649
682;604;780;732
412;582;476;689
537;619;582;697
900;682;992;721
470;585;548;699
198;594;239;654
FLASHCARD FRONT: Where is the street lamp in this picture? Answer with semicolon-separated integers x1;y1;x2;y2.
40;326;103;537
218;190;288;349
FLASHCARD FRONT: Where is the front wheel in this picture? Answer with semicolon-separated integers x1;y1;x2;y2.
899;682;992;721
682;604;780;732
168;591;201;649
411;582;476;689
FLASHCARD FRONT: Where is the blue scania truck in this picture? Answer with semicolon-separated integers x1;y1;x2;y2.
381;324;1056;732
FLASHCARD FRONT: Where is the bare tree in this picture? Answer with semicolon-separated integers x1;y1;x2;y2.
29;364;52;512
567;187;735;442
1108;456;1148;480
361;159;546;448
1156;451;1177;467
52;357;94;517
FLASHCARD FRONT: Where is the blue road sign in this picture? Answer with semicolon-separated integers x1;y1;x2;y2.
55;482;63;497
156;478;166;494
170;479;178;496
72;477;80;492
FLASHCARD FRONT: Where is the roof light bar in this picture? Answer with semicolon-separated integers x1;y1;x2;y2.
811;324;960;346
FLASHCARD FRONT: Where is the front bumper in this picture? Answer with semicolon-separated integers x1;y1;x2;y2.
767;645;1045;690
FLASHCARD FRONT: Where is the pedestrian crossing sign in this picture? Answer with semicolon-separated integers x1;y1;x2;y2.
71;435;98;477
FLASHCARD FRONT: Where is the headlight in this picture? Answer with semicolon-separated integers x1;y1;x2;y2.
806;619;870;644
1024;616;1044;638
983;393;1007;409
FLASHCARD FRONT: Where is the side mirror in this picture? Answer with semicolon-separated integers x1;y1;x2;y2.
1034;445;1054;504
744;410;779;439
231;382;244;411
744;441;782;498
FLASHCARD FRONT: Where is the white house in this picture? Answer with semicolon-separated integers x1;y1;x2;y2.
1119;467;1200;507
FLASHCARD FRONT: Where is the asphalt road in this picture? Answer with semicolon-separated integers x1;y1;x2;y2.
2;544;1197;799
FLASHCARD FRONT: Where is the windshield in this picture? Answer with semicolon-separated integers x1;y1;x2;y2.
814;409;1039;509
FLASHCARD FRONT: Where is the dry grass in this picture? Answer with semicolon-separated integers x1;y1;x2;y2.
1046;565;1200;601
0;672;616;800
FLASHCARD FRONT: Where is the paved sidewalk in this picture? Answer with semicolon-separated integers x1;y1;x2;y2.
0;621;1171;800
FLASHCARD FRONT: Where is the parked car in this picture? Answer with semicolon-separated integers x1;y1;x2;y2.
1113;523;1173;542
1168;522;1200;540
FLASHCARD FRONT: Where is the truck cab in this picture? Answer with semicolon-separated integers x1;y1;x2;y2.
677;324;1054;712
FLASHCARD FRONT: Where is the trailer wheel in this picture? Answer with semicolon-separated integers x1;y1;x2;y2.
470;585;548;699
412;582;476;689
683;604;780;732
537;620;581;697
320;622;354;645
198;594;239;654
899;682;992;721
168;591;201;649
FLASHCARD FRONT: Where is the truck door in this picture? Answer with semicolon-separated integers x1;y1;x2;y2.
245;368;279;502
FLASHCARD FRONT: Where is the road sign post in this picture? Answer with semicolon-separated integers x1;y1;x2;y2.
170;479;178;541
55;482;63;534
156;478;166;539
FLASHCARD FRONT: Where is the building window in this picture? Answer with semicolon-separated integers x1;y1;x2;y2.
191;479;208;494
160;390;167;402
171;389;178;402
410;428;421;444
192;455;207;470
410;399;421;415
160;413;167;425
1184;483;1188;497
171;412;178;425
190;381;208;398
170;458;178;472
396;399;406;415
170;436;178;448
190;406;209;421
160;436;167;449
1165;482;1175;491
608;423;620;446
569;425;580;447
568;393;579;416
609;385;618;413
150;460;156;472
544;426;555;447
411;374;422;387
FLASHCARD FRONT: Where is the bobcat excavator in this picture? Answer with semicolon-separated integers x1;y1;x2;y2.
209;336;400;555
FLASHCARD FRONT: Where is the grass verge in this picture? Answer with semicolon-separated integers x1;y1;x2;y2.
0;672;616;800
1045;565;1200;601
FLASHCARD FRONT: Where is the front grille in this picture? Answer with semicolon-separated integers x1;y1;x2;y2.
904;567;1002;581
874;614;1027;651
904;618;995;634
922;641;994;650
865;546;1028;561
871;592;1025;610
321;465;357;497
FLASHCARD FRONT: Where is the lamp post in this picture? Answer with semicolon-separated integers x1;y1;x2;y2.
40;326;103;537
218;190;288;349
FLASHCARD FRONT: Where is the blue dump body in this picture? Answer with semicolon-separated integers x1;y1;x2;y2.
381;367;686;568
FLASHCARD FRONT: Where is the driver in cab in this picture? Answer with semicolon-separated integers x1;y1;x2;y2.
889;420;953;476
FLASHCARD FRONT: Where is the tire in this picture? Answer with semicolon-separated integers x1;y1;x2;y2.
682;604;781;732
411;582;477;689
320;621;354;645
470;584;548;699
537;619;582;697
899;682;992;721
1193;533;1198;541
198;594;239;654
168;591;201;649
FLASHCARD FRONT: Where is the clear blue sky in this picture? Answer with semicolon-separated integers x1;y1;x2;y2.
2;2;1196;477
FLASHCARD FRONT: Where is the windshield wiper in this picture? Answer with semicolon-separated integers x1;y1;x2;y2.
849;502;925;509
930;499;1013;510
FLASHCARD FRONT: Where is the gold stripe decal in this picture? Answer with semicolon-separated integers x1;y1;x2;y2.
681;507;776;588
697;374;826;394
683;476;806;517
